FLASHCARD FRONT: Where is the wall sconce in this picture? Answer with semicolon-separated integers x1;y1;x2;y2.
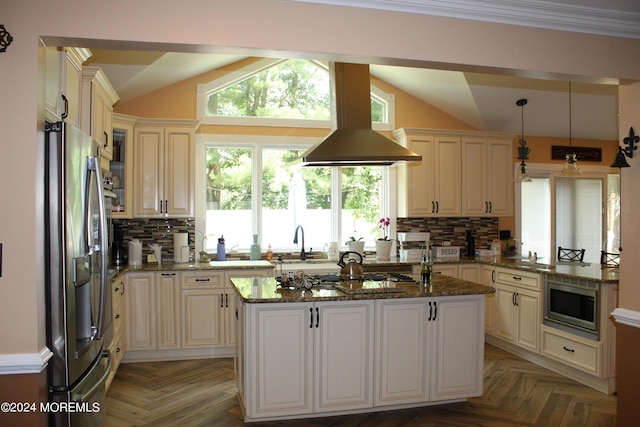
610;127;638;168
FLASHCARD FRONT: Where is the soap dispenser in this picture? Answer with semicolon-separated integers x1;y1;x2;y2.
250;234;261;260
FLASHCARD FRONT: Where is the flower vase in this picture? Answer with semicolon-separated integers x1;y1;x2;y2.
347;240;365;260
375;240;393;260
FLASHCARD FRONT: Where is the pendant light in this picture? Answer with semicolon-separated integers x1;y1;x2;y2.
561;82;581;176
515;98;532;182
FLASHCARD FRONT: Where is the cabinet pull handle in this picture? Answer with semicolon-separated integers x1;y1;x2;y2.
161;273;176;276
225;293;229;308
235;308;238;320
515;292;519;306
315;307;319;328
435;201;439;213
512;276;522;281
120;282;125;295
115;314;120;319
433;301;437;320
491;270;495;283
165;200;168;213
104;131;109;149
116;347;121;353
431;201;435;214
220;295;224;308
512;293;516;306
310;308;313;328
195;278;210;282
61;94;69;119
114;287;119;293
563;346;575;353
485;201;489;213
428;301;432;321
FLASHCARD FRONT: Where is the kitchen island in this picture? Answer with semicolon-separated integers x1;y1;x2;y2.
230;274;494;422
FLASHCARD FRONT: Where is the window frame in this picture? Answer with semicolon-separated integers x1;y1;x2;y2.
195;134;393;254
196;58;395;131
514;162;618;264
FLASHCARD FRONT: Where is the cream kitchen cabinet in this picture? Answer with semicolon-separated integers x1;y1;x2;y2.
482;265;497;335
45;47;91;126
393;129;461;217
182;269;270;349
492;267;541;353
133;119;199;218
240;300;374;420
106;273;126;390
111;114;138;218
125;272;181;352
80;66;119;161
375;295;484;406
461;137;513;216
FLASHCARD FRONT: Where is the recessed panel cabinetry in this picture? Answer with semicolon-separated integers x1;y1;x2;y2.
80;66;119;161
45;47;92;126
133;119;199;218
111;114;137;217
461;138;513;216
106;274;126;390
393;128;513;218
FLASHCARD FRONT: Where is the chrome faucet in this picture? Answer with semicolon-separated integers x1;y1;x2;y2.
293;225;309;260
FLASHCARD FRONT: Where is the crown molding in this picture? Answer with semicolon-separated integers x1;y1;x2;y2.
289;0;640;39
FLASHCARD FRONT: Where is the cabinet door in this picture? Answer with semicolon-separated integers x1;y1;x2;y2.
461;138;489;216
433;136;461;216
406;136;436;216
315;301;374;412
486;140;513;216
458;264;480;283
375;299;429;406
164;128;193;217
126;273;156;350
431;296;484;400
249;303;313;417
494;284;516;342
157;272;180;349
514;288;540;353
182;288;224;347
134;127;164;217
482;266;496;335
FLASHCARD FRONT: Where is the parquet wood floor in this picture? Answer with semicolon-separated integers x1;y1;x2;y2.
106;344;616;426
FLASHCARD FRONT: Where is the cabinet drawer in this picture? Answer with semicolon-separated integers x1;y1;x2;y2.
495;267;541;291
541;326;599;374
182;271;224;288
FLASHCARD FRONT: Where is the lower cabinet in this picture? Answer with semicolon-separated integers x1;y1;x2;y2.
491;267;541;353
125;268;272;361
242;300;374;419
375;295;484;406
237;295;485;421
106;273;127;390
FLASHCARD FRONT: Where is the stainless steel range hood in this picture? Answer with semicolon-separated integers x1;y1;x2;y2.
300;63;421;166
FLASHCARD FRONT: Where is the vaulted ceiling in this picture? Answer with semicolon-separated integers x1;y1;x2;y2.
85;0;640;141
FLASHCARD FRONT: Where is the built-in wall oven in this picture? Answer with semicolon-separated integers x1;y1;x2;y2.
543;273;598;339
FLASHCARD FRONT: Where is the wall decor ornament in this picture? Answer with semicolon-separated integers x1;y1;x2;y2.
0;25;13;52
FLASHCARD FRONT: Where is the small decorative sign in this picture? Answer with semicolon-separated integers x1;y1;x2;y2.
0;25;13;53
551;146;602;162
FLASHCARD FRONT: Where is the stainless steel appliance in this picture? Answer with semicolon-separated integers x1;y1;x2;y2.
45;121;112;426
543;274;598;339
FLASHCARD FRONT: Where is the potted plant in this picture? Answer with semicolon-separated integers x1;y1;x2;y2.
375;217;393;260
345;234;365;260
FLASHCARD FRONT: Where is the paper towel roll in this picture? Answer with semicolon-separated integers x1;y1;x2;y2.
174;233;188;263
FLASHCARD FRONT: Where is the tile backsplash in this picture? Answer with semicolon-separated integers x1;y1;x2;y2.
397;217;499;255
113;218;195;263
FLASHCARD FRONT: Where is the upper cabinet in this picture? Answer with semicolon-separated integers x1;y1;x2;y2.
133;119;200;218
461;137;513;216
394;130;461;217
393;128;513;218
111;114;138;218
45;47;92;126
80;66;119;161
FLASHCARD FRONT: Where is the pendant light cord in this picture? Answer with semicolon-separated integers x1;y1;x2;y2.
569;81;573;153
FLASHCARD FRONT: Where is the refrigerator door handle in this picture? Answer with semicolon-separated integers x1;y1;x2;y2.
87;156;109;340
73;350;112;402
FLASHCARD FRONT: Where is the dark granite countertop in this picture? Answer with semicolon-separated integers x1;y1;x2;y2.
230;274;495;304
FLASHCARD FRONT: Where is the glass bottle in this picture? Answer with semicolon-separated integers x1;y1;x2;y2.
421;247;433;286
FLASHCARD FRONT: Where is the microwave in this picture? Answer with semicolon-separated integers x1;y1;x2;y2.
544;276;598;340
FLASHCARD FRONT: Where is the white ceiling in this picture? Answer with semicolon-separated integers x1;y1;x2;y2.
85;0;639;142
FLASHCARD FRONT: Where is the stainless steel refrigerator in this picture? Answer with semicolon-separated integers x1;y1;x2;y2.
45;121;112;427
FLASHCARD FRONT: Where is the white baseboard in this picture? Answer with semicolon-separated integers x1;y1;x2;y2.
122;346;233;363
0;347;53;375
